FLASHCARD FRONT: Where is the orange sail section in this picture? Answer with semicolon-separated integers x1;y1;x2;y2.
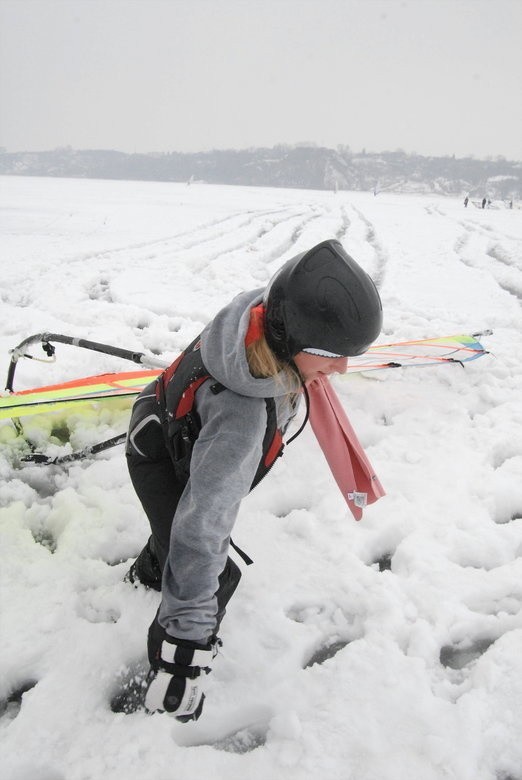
0;369;161;419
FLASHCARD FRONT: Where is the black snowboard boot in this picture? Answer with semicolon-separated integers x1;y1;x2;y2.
125;537;162;591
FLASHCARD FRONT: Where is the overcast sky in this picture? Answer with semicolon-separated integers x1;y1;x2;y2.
1;0;521;160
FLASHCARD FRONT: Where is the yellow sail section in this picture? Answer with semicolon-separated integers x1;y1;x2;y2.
0;369;161;420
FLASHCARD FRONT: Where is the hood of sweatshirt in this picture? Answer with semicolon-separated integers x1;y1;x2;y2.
200;289;298;398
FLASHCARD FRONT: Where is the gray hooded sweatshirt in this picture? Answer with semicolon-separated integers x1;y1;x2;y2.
158;289;301;642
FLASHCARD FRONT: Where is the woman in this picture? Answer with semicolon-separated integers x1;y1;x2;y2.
124;238;382;721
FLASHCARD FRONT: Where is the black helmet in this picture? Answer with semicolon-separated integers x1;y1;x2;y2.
264;239;382;360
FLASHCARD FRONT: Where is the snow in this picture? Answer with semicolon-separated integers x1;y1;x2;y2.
1;175;522;780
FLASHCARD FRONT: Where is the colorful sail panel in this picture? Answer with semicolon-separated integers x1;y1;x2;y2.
343;333;488;374
0;369;161;420
0;334;489;421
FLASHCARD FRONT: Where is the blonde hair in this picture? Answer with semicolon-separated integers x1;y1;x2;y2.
246;334;300;388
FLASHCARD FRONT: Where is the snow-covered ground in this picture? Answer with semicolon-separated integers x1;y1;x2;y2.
1;175;521;780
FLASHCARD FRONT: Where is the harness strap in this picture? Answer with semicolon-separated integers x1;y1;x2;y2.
230;538;254;566
287;382;310;445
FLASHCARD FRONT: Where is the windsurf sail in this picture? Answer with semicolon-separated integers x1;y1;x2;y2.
1;330;491;423
342;331;490;374
0;329;491;465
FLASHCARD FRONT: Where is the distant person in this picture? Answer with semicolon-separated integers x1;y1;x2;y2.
482;197;487;209
123;239;383;721
464;196;469;208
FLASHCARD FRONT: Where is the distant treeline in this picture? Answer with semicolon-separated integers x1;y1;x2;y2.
0;145;520;199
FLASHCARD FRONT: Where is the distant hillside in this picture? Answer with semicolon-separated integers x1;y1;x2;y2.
0;145;520;201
